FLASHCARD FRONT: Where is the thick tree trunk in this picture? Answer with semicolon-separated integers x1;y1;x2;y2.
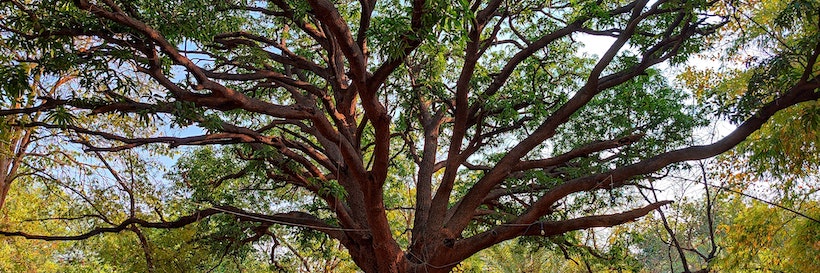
353;251;457;273
344;226;460;273
347;242;409;273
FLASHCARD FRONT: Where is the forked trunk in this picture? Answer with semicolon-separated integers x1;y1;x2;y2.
346;234;467;273
353;253;458;273
348;243;408;273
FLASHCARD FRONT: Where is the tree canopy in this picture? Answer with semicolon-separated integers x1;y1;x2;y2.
0;0;818;272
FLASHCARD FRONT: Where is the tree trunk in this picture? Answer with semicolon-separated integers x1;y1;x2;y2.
0;180;9;212
0;157;11;211
352;249;458;273
347;243;409;273
0;127;29;211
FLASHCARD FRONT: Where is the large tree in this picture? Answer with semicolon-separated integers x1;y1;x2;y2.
1;0;818;272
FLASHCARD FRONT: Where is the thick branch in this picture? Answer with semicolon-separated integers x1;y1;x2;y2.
447;4;709;231
437;201;672;266
514;76;820;228
0;206;346;242
515;134;645;171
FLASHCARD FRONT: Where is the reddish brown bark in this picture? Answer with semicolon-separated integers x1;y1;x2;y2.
0;1;818;272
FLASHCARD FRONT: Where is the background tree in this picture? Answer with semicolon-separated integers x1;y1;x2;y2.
1;30;269;272
625;0;820;271
0;0;818;272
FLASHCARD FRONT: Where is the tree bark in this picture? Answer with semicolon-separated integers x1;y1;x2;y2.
0;178;10;212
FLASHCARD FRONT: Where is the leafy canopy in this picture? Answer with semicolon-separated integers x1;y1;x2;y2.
0;0;818;272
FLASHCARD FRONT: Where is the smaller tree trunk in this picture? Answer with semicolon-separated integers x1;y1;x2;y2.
0;181;10;212
0;158;12;211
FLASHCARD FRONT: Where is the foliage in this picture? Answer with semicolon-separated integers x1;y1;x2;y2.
0;0;818;272
0;179;76;273
690;0;820;178
715;201;820;272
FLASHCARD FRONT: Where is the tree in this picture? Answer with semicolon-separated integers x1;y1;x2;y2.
637;0;820;271
1;0;818;272
621;160;820;273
